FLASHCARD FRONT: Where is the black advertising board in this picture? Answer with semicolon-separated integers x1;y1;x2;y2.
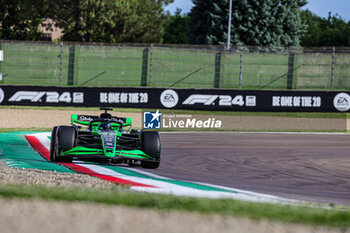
0;85;349;112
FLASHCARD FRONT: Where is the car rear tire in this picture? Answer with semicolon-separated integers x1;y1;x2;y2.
50;126;76;163
140;131;160;169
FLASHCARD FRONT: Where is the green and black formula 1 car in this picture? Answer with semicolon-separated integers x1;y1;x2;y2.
50;107;160;169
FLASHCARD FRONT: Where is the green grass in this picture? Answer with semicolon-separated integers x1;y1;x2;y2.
1;106;348;133
1;128;349;134
0;183;349;228
159;109;348;119
1;42;349;90
0;128;52;133
1;105;348;119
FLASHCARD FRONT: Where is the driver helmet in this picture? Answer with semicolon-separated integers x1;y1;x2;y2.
99;122;111;130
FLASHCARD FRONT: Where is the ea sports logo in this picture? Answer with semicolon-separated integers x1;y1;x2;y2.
160;89;178;108
333;92;350;112
0;88;4;103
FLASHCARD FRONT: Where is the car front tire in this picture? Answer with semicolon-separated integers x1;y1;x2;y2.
140;131;160;169
50;126;76;163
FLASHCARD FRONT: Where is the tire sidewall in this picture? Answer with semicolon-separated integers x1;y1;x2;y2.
141;131;160;161
58;126;77;152
51;126;76;163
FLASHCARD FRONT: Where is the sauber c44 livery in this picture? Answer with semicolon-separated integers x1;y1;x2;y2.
50;107;160;169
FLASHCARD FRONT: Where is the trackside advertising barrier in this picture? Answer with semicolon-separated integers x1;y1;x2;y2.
0;85;349;112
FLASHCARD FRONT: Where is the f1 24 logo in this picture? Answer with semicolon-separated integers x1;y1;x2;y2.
9;91;84;103
182;95;256;107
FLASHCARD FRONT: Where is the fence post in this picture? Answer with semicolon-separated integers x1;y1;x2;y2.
59;42;63;85
149;44;153;85
287;53;295;89
140;47;149;86
214;51;222;88
67;45;75;86
239;51;243;88
331;46;335;89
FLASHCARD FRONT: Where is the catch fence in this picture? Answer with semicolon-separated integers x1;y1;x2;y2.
0;41;349;90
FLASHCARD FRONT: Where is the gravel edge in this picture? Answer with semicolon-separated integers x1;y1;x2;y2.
0;161;116;189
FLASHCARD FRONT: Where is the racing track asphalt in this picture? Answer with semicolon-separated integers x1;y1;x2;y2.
143;132;350;205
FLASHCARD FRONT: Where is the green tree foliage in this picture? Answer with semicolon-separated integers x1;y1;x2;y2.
1;0;173;43
188;0;307;47
0;0;43;40
188;0;227;45
163;9;189;44
300;10;350;46
47;0;173;43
